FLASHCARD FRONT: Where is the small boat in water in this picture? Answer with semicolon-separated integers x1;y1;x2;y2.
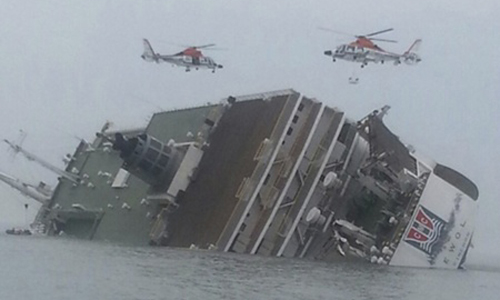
5;228;32;236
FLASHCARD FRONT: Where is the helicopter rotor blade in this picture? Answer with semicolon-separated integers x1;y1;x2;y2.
369;38;398;43
192;43;217;49
364;28;394;37
156;40;218;50
201;47;228;51
317;27;355;37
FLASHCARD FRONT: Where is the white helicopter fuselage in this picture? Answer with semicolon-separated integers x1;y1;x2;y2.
325;40;421;66
157;55;220;70
328;45;400;64
141;39;223;72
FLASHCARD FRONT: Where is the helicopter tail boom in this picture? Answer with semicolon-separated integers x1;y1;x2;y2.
141;39;159;63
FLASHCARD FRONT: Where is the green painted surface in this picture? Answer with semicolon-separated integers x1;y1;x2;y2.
146;105;216;143
46;105;216;245
50;149;152;245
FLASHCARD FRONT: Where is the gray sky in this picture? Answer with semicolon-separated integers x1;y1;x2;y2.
0;0;498;258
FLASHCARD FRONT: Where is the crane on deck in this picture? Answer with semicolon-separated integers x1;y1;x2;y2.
0;171;51;204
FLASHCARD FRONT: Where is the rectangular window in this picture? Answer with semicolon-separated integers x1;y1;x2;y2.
292;115;299;124
145;148;159;162
150;138;162;150
151;166;163;176
298;103;304;111
287;127;293;135
158;154;170;166
139;160;153;171
338;123;351;144
204;118;215;127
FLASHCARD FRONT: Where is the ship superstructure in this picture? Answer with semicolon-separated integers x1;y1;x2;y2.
33;89;478;269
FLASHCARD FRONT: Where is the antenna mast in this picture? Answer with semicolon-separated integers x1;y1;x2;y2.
4;139;80;184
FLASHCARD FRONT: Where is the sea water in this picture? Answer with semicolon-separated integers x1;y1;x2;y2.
0;234;499;300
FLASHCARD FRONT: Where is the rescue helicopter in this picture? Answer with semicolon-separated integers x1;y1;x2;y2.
141;39;223;73
320;28;422;68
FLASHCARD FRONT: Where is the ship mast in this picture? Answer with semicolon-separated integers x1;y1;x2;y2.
0;171;50;204
4;139;80;184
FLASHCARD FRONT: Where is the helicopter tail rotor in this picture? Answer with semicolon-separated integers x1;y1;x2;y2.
403;39;422;64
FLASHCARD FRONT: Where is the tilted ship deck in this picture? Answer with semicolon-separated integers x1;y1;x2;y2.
31;89;478;269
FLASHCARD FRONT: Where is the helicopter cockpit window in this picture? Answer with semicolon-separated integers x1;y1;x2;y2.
346;46;355;53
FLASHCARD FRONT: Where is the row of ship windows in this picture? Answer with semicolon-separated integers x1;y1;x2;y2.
283;105;303;145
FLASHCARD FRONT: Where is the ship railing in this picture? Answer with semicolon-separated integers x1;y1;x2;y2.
228;89;297;102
